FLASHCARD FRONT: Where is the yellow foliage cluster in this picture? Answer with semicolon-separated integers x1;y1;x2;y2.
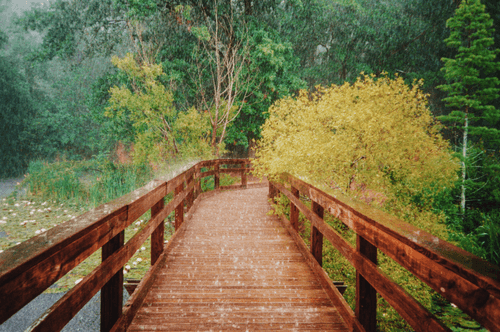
254;74;459;203
105;53;213;164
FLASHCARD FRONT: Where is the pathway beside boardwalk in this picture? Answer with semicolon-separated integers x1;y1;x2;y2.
127;187;349;331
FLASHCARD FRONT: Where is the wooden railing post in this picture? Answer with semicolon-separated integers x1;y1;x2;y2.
151;197;165;265
356;235;377;332
214;161;220;190
268;182;278;203
241;162;247;189
290;187;300;232
186;173;194;212
101;230;124;332
311;201;324;266
194;165;201;199
175;182;184;230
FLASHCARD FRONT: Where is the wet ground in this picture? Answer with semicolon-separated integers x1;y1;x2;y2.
0;177;26;199
0;177;114;331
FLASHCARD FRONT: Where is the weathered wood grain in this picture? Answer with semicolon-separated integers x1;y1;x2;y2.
0;208;127;324
311;201;324;267
273;181;450;332
284;174;500;291
278;213;364;332
101;231;125;332
24;183;193;332
175;182;184;231
214;162;220;189
356;235;377;332
150;198;165;265
279;175;500;331
290;186;300;232
126;187;350;331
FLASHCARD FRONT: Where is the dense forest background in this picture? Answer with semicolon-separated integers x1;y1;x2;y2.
1;0;499;268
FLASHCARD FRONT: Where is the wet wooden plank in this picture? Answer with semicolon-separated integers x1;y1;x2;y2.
0;209;127;324
274;181;450;332
356;236;377;332
26;183;193;332
150;198;165;265
101;231;125;332
126;187;350;331
279;175;500;331
283;174;500;289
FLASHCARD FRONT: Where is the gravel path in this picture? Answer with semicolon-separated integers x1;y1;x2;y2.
0;289;130;331
0;177;26;199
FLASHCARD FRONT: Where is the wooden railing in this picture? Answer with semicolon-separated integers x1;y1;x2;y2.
269;174;500;332
0;159;252;332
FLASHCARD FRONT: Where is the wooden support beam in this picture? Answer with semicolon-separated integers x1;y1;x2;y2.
356;235;377;332
150;198;165;265
241;162;247;188
214;162;220;190
194;166;201;200
101;231;124;332
186;173;194;212
268;182;278;203
175;183;184;230
311;201;324;266
290;186;299;232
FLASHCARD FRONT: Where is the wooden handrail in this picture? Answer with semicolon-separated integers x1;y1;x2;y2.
0;158;252;332
269;174;500;332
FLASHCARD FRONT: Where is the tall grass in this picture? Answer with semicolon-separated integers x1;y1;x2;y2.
24;159;153;208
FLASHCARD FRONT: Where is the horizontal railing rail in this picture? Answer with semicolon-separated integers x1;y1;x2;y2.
0;158;253;332
269;174;500;332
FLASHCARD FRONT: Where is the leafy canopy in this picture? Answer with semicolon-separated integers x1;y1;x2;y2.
106;53;213;164
438;0;500;143
254;74;459;202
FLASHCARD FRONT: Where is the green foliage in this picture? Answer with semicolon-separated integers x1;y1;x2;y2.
226;25;306;148
106;53;179;163
106;53;216;163
17;0;126;61
0;25;35;177
23;159;153;207
278;0;455;86
438;0;500;144
173;108;212;158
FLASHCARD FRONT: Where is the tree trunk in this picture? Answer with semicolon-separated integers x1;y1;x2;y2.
461;113;468;219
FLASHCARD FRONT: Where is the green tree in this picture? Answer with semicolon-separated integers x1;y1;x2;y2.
0;30;34;177
438;0;500;218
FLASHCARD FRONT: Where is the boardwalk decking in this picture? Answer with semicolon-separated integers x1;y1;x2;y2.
127;187;349;331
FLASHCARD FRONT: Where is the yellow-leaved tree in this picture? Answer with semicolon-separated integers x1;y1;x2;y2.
254;74;459;206
106;53;213;164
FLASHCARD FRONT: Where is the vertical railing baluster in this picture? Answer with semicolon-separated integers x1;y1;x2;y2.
290;187;300;232
101;231;124;332
356;235;377;332
186;173;194;212
151;197;165;265
241;162;247;188
214;161;220;190
175;182;184;230
311;201;324;266
268;182;278;203
194;165;201;199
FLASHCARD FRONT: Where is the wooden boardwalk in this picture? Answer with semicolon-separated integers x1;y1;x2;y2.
4;159;497;332
127;187;349;331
